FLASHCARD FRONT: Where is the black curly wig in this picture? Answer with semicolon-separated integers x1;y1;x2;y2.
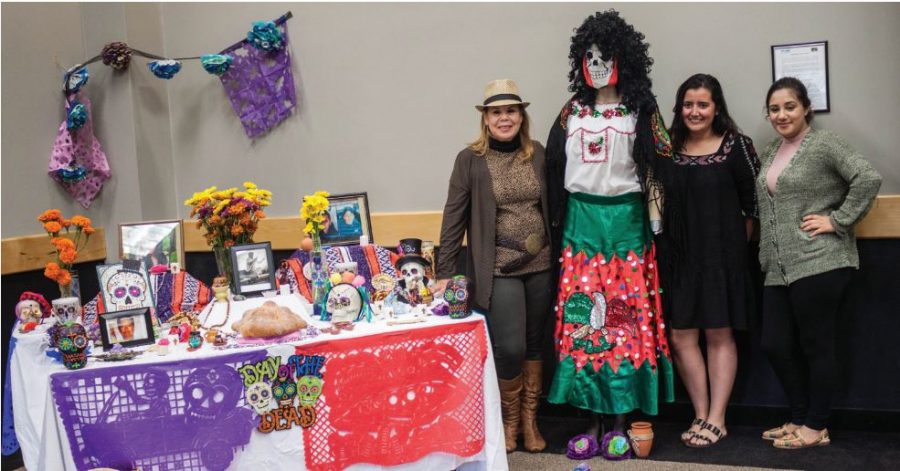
567;10;656;114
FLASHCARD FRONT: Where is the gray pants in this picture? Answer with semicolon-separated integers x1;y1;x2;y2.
486;270;553;380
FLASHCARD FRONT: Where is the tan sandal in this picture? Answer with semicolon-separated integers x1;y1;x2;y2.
680;418;704;444
762;423;798;441
684;420;727;448
773;429;831;449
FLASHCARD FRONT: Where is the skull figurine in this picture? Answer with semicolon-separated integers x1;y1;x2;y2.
183;365;242;422
15;300;44;326
52;297;82;325
297;375;323;407
57;322;89;370
106;270;149;311
326;283;363;324
399;261;426;292
245;381;274;415
271;375;297;408
583;44;616;89
443;276;471;319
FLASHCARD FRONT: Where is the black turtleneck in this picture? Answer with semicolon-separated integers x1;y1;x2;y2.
488;135;521;153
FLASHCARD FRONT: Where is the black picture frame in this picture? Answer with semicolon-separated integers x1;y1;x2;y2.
229;242;276;296
99;307;156;351
771;40;830;112
320;192;373;246
118;219;185;271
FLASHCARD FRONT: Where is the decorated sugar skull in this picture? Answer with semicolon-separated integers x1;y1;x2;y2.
52;297;82;325
399;261;426;290
326;283;363;324
183;365;242;422
106;270;149;311
271;369;297;408
57;322;89;370
297;375;324;407
246;381;275;415
16;300;44;326
442;275;471;319
583;44;617;89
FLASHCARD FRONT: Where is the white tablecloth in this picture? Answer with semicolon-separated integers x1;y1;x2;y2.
11;294;507;470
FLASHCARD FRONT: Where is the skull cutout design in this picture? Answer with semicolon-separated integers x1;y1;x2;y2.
106;270;149;311
57;322;89;370
183;365;242;422
271;375;297;408
246;381;274;415
52;297;82;325
297;375;323;407
442;276;471;319
583;44;617;89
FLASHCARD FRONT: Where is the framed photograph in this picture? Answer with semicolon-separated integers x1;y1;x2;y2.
320;192;373;246
119;219;184;270
96;261;156;313
230;242;276;296
99;307;155;350
771;40;829;112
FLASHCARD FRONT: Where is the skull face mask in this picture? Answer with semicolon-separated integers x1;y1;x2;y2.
582;44;618;89
106;271;148;311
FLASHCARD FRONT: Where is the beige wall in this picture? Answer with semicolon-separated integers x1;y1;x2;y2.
3;3;899;256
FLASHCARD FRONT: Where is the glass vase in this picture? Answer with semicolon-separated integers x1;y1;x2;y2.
310;233;329;319
213;246;235;292
59;269;82;303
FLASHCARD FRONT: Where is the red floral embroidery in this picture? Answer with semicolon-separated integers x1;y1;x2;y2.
588;139;603;155
578;106;591;118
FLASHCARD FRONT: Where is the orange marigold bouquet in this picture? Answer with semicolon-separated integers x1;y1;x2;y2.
38;209;95;296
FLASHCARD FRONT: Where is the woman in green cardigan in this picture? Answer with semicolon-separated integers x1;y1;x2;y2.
757;77;881;449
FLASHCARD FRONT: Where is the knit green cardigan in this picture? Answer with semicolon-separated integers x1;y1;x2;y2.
756;128;882;286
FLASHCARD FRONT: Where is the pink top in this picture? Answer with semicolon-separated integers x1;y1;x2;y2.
766;127;810;195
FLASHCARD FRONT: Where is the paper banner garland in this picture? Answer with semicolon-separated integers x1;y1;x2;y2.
48;94;111;209
218;18;296;138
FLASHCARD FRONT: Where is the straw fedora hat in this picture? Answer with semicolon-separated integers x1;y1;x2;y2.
475;79;530;111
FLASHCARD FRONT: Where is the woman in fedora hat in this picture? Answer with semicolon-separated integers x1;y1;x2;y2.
435;79;553;453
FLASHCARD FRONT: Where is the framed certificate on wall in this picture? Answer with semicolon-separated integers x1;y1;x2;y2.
771;41;830;112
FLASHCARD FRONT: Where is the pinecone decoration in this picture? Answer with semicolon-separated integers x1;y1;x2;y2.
101;42;132;71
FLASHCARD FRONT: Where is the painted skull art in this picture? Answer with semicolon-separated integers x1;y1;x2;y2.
442;275;471;319
52;297;82;325
15;300;44;325
106;270;149;311
245;381;274;415
326;283;363;324
399;261;426;290
183;365;242;422
271;371;297;408
57;322;89;370
297;375;324;407
583;44;617;89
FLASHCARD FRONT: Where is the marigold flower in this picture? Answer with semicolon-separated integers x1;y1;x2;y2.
83;226;96;235
43;221;62;234
38;209;63;222
60;219;73;228
52;237;76;251
255;210;266;219
224;240;235;248
45;262;61;278
59;248;78;264
69;215;92;228
230;224;244;236
56;269;72;286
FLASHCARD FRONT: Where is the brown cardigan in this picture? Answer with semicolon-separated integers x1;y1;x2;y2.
437;141;550;310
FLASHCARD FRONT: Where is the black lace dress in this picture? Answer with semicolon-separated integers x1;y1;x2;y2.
657;132;760;330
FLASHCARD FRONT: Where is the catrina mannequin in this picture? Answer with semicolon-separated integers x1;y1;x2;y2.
545;10;675;439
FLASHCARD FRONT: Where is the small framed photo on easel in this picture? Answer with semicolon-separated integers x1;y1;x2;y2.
229;242;276;296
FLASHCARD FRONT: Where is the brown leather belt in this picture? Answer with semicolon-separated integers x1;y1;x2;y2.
496;233;546;274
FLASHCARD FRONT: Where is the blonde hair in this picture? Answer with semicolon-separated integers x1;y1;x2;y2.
468;105;534;161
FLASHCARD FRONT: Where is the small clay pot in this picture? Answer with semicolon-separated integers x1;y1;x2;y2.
628;421;654;458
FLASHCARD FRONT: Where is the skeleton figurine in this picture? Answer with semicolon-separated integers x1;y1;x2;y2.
15;292;50;332
394;239;434;307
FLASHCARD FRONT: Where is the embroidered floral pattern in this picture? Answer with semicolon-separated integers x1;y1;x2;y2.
651;110;673;158
588;137;605;155
673;134;734;166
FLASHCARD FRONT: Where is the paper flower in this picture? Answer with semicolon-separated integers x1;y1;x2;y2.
66;101;88;130
64;67;89;94
201;54;234;76
599;431;632;461
566;434;600;460
148;59;182;79
57;166;88;183
101;42;132;70
247;21;284;52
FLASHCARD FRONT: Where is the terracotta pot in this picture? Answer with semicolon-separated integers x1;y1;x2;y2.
628;421;654;458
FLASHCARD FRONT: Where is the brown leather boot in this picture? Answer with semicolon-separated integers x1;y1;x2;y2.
498;375;522;453
520;360;547;452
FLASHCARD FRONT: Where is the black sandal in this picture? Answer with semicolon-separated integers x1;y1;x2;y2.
684;420;727;448
680;418;704;444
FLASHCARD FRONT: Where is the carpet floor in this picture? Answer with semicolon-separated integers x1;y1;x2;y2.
506;417;900;471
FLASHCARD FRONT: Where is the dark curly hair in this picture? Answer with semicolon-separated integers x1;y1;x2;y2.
766;76;814;124
568;10;656;113
669;73;740;152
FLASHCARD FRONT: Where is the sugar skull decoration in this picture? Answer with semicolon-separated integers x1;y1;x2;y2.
183;365;242;422
246;381;275;415
326;283;364;324
52;297;82;325
57;322;89;370
442;275;472;319
107;270;149;311
395;238;434;306
297;375;323;407
272;365;297;408
15;292;51;333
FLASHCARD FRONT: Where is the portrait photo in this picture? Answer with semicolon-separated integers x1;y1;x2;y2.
99;307;155;351
319;192;373;246
230;242;276;295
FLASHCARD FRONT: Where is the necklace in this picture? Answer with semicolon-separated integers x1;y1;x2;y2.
202;299;231;330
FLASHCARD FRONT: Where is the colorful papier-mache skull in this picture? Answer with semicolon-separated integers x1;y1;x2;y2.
297;375;323;407
326;283;363;324
183;366;242;422
106;270;149;311
442;275;471;319
272;366;297;408
57;322;89;369
52;297;82;324
246;381;275;415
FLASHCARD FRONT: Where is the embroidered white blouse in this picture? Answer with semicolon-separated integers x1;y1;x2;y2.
564;103;641;196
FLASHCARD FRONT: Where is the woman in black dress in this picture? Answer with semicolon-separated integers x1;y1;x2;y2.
656;74;759;447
